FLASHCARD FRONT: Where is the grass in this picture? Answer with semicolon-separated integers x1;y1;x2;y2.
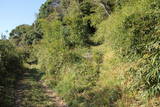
15;66;56;107
29;0;160;106
90;0;160;106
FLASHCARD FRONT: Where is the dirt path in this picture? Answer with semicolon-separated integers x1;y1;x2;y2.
15;68;67;107
42;83;68;107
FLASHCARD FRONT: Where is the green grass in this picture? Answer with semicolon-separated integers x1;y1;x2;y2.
90;0;160;106
16;67;55;107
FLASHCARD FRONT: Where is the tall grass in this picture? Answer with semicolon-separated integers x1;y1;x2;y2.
35;0;160;106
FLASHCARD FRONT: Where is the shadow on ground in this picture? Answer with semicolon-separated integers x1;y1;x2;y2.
15;68;55;107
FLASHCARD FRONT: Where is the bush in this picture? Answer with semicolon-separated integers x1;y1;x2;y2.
124;10;160;97
0;40;23;106
94;0;160;103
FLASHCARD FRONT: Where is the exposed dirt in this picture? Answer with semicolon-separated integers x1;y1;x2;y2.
15;68;67;107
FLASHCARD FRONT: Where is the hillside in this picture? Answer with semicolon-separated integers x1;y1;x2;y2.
0;0;160;107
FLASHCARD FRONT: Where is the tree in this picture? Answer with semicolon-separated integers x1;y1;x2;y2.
10;24;42;46
38;0;60;18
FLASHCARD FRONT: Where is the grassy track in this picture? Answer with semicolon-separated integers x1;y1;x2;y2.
15;67;67;107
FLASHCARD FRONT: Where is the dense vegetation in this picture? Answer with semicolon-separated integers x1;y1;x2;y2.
1;0;160;106
0;40;23;106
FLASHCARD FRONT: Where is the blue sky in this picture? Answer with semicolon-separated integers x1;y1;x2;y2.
0;0;46;37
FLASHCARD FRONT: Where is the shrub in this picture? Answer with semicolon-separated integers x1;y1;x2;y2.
0;40;23;106
124;10;160;97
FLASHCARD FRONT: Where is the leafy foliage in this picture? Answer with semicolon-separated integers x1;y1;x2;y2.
10;24;42;46
38;0;58;18
124;10;160;96
5;0;160;106
0;40;23;106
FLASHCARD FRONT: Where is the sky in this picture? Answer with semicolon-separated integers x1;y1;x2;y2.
0;0;46;37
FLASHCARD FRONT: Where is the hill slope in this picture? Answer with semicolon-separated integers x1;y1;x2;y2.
6;0;160;106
